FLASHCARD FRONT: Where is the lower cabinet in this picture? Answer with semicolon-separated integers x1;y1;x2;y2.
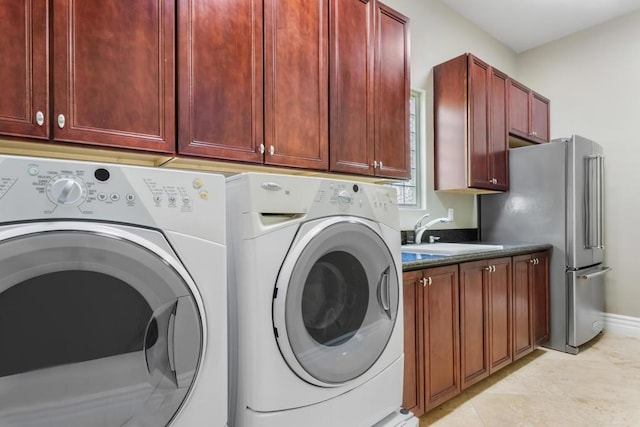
402;265;459;417
402;251;548;415
512;254;535;359
528;252;550;346
459;257;512;390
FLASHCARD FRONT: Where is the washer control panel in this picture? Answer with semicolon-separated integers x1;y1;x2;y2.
47;175;87;205
0;155;225;239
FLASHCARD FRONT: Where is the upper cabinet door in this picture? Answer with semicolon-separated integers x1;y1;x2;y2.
508;78;550;144
530;91;550;143
467;56;490;189
434;53;509;192
0;0;49;139
329;0;375;176
264;0;329;170
178;0;263;163
507;79;530;139
488;67;509;190
374;2;410;179
52;0;175;153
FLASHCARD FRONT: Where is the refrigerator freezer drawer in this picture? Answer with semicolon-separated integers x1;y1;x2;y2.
567;266;610;349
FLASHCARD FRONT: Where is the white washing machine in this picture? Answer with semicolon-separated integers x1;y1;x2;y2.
0;154;227;427
226;173;413;427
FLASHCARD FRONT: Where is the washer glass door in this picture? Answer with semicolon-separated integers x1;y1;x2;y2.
273;219;399;385
0;229;202;427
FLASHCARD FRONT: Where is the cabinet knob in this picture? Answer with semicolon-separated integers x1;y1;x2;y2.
36;111;45;126
269;145;275;156
57;114;65;129
419;278;426;287
427;277;432;286
259;143;265;154
379;161;384;168
372;160;378;168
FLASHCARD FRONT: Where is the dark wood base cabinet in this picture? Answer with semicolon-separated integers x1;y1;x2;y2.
402;265;459;417
460;257;512;390
403;251;549;415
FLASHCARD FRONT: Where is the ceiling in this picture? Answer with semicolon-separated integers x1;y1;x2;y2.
439;0;640;52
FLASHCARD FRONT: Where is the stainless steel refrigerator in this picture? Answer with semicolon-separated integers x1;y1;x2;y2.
480;135;611;354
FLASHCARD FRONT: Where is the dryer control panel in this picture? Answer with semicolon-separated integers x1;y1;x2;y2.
0;155;225;242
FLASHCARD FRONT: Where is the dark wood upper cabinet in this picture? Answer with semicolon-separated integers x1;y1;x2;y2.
530;92;550;142
434;54;509;192
53;0;175;153
0;0;49;140
508;78;550;144
373;2;410;179
329;0;409;179
329;0;374;176
178;0;263;163
263;0;329;170
2;0;409;176
179;0;327;169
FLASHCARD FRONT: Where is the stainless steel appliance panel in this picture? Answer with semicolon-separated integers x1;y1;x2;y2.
567;265;609;349
480;135;607;353
565;135;605;269
480;141;569;352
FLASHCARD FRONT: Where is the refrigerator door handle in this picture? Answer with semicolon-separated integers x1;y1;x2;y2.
579;267;612;280
585;154;605;249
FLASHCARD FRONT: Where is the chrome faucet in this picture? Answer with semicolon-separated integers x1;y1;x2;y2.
414;208;454;243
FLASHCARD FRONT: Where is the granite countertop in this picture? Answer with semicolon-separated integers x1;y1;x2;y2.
401;243;552;271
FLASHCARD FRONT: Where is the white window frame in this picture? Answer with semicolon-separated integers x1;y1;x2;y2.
388;88;426;210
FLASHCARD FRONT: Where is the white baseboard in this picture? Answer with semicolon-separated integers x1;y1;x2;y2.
604;313;640;337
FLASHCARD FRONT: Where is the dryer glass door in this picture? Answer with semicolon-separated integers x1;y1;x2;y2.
274;219;399;385
0;230;202;427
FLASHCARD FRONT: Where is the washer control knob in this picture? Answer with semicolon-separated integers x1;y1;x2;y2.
48;177;85;205
336;190;353;207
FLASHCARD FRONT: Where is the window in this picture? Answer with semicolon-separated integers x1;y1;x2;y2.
387;89;424;208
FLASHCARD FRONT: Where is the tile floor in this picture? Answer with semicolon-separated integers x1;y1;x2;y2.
420;333;640;426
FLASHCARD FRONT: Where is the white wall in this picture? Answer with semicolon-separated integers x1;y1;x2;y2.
382;0;518;231
517;11;640;317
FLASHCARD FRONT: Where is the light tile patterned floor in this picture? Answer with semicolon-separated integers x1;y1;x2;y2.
420;333;640;426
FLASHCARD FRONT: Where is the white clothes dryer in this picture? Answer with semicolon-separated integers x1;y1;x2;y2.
226;173;407;427
0;155;227;427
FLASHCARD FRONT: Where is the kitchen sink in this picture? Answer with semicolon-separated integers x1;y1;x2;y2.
400;242;504;255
